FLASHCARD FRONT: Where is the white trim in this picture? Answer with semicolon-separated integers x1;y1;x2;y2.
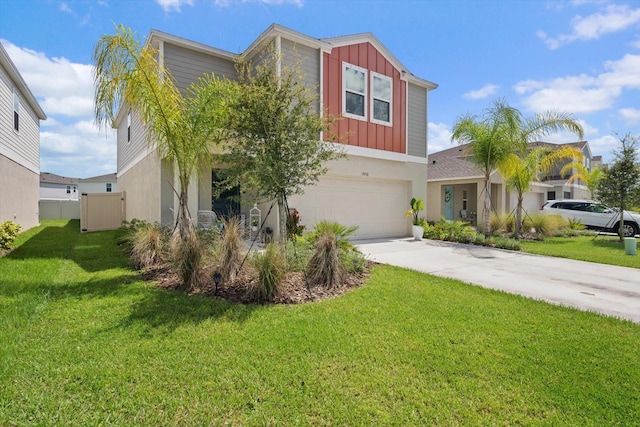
319;49;324;141
370;71;392;126
342;61;367;121
336;143;428;164
405;79;409;155
275;34;282;86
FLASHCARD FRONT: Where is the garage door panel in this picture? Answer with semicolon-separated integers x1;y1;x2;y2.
289;176;410;239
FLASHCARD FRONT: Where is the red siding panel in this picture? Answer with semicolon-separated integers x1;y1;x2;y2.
323;42;407;154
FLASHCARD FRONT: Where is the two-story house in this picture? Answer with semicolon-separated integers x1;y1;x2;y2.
115;24;437;239
0;42;47;230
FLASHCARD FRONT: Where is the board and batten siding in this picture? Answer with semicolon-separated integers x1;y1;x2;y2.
280;38;320;113
163;43;237;92
0;64;40;173
407;83;427;158
323;43;407;153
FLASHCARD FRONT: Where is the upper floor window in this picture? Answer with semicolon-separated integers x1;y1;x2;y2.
13;90;19;132
371;72;392;125
343;62;367;120
106;183;112;193
127;111;131;142
66;185;71;194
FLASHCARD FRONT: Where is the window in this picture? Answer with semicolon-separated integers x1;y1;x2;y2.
342;62;367;120
13;90;19;132
371;72;392;125
564;191;571;199
127;111;131;142
106;183;112;193
462;189;468;210
547;191;556;200
66;185;71;194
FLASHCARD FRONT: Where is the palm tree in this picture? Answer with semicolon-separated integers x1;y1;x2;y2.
451;100;524;236
452;99;584;237
93;25;229;287
500;146;583;237
560;162;603;199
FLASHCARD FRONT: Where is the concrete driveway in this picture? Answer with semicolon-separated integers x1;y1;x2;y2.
355;238;640;324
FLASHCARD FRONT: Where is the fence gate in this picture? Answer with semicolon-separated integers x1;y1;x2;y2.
80;192;126;232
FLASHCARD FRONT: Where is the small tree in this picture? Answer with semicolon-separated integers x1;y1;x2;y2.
218;45;343;244
596;133;640;241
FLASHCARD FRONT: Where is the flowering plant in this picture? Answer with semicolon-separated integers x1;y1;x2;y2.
286;209;305;239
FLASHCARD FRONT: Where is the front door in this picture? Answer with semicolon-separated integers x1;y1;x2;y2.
444;185;454;220
212;170;240;219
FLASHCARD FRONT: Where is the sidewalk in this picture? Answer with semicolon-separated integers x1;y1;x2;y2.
355;238;640;324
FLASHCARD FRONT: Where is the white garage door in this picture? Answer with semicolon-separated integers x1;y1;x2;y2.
289;176;410;239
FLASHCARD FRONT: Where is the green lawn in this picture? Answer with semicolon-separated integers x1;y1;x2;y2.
1;220;639;426
521;235;640;268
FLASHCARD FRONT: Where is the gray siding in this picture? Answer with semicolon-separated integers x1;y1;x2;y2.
407;83;427;158
0;64;40;173
163;43;237;92
281;38;320;112
117;110;148;174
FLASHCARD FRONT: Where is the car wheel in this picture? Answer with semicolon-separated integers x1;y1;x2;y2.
619;221;639;237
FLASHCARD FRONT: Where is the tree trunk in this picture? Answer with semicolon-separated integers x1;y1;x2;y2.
179;181;192;241
619;210;624;242
515;193;524;238
277;192;287;245
482;175;491;237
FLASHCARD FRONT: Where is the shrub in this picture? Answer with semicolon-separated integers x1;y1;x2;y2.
213;217;245;283
566;218;586;230
285;238;313;272
525;214;564;238
286;209;305;240
0;221;21;251
305;221;358;251
490;213;515;233
491;236;522;251
250;243;286;302
424;218;478;243
306;232;343;288
170;230;203;290
129;222;168;269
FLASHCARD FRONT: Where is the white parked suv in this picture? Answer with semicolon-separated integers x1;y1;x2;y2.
539;199;640;237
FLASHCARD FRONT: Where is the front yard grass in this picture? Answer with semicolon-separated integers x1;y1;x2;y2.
521;234;640;268
1;220;639;425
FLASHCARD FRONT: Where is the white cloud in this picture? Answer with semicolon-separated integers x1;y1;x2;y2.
587;134;619;157
619;107;640;124
427;122;453;154
213;0;303;7
155;0;194;12
2;39;116;178
462;84;499;100
516;54;640;114
1;40;94;118
538;4;640;49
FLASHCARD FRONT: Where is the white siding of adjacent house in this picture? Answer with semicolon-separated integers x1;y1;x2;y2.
40;182;79;200
79;181;118;194
407;83;427;158
0;64;40;173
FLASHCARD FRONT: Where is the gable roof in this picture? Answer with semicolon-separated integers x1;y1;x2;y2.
0;42;46;120
40;172;79;185
81;173;117;182
428;141;591;181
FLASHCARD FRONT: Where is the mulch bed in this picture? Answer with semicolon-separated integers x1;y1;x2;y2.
147;261;375;305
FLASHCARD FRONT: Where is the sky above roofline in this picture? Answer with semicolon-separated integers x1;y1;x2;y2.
1;0;639;178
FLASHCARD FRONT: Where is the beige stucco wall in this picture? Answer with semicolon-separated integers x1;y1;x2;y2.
0;155;39;230
118;152;162;224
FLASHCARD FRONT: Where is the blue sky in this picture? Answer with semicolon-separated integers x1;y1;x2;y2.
2;0;640;178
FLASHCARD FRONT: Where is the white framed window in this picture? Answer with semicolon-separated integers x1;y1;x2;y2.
342;62;367;121
462;189;468;210
66;185;71;194
106;183;112;193
370;71;392;125
127;111;131;142
13;90;19;132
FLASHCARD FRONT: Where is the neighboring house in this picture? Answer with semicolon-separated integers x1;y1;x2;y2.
79;173;118;194
426;141;595;225
0;42;47;230
40;172;80;201
116;24;437;239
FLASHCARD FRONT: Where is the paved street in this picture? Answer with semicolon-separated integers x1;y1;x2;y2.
355;238;640;324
